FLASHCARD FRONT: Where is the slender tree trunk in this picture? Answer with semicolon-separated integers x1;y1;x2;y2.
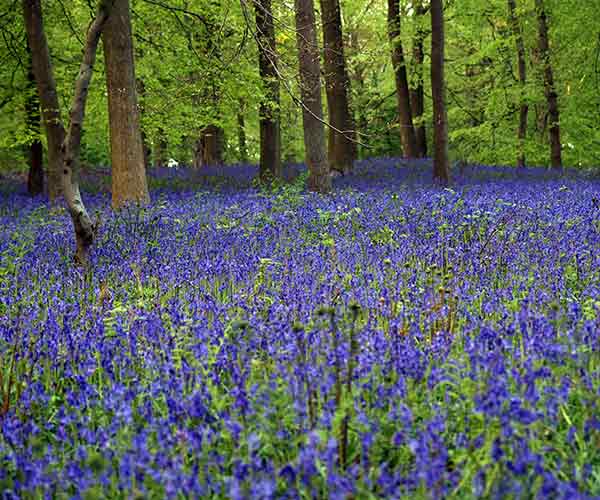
193;137;202;169
24;0;112;265
410;0;427;157
25;42;44;196
320;0;355;174
22;0;62;201
254;0;281;180
530;49;547;141
348;30;366;160
387;0;417;158
430;0;449;183
216;126;225;164
294;0;330;192
535;0;561;169
153;127;167;167
103;0;150;208
63;5;112;264
507;0;528;168
237;104;248;163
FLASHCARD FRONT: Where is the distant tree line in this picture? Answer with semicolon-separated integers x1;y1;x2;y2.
0;0;595;261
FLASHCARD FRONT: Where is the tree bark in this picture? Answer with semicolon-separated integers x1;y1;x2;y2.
24;0;113;265
254;0;281;180
320;0;355;174
63;3;112;264
25;41;44;196
193;137;202;168
103;0;150;208
195;125;224;167
294;0;330;193
410;0;427;157
535;0;561;169
530;47;548;140
430;0;449;183
508;0;528;168
22;0;62;201
387;0;417;159
153;128;168;167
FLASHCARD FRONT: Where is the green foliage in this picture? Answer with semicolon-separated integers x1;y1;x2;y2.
0;0;599;171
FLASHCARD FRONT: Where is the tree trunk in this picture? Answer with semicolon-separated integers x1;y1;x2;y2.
103;0;150;208
193;137;202;168
294;0;330;193
508;0;528;168
387;0;417;158
195;125;224;167
348;30;366;160
25;42;44;196
410;0;427;157
237;107;248;163
237;113;248;163
153;127;167;167
430;0;449;183
24;0;112;265
22;0;63;201
535;0;561;169
254;0;281;180
320;0;355;174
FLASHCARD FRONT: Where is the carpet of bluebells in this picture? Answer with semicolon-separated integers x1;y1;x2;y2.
1;159;600;499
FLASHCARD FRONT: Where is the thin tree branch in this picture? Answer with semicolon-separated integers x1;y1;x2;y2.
240;0;370;150
55;0;85;46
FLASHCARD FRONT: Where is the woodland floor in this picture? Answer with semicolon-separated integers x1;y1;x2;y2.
1;159;599;498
